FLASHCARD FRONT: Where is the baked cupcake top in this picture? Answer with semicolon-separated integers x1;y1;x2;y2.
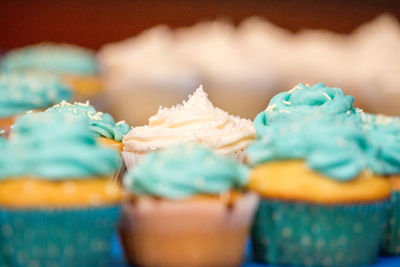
247;116;368;181
46;100;130;141
123;144;249;199
0;72;72;118
361;113;400;175
254;83;355;138
123;86;255;155
1;43;98;75
1;112;120;179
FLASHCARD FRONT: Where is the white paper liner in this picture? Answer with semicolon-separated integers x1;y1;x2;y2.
122;152;147;170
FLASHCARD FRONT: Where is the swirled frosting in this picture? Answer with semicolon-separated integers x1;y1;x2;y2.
254;83;355;139
361;113;400;175
123;144;249;198
46;100;130;141
1;43;98;75
0;72;72;117
1;112;120;179
247;116;368;181
123;86;255;154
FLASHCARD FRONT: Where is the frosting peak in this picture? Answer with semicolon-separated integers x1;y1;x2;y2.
2;112;120;179
254;83;355;139
123;86;255;155
46;100;130;141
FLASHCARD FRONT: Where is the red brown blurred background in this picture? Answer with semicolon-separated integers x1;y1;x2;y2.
1;0;400;51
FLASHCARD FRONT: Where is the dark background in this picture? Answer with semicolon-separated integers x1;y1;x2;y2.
1;0;400;51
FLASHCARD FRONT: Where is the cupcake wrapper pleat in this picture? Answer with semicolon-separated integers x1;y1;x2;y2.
251;199;389;267
0;205;120;267
382;191;400;255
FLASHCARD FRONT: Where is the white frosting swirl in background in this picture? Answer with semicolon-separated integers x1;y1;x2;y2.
123;86;255;154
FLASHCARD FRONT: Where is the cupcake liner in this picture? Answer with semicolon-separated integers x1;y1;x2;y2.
382;191;400;255
119;193;259;267
122;151;146;170
251;199;389;267
0;205;120;267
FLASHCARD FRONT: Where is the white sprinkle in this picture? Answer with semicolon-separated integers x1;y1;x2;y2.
361;112;366;122
73;108;77;114
288;84;302;94
279;109;290;113
319;90;332;100
25;110;33;114
77;101;89;107
282;100;292;106
356;108;363;113
265;104;277;113
116;120;126;125
346;110;351;115
60;100;73;107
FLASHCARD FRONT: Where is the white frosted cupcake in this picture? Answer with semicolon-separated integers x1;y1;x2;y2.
122;86;255;169
98;26;201;125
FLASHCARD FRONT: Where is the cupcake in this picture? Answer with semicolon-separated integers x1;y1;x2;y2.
247;116;390;267
98;26;201;125
0;112;122;267
362;113;400;254
45;100;130;151
119;143;259;267
0;43;102;104
122;86;255;169
0;72;71;136
122;85;255;169
253;83;356;139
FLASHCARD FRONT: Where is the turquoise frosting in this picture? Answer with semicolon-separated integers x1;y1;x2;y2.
254;83;355;139
0;72;72;118
362;114;400;175
46;101;130;141
123;144;249;199
0;112;120;179
1;43;98;75
247;116;368;181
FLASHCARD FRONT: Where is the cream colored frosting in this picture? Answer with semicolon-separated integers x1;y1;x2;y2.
123;86;255;154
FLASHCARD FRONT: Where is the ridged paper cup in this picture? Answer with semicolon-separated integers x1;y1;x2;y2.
119;193;259;267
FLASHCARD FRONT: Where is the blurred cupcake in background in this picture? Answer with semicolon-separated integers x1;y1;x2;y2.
122;86;255;169
247;116;390;267
175;20;280;120
45;100;130;151
0;72;71;136
362;113;400;255
253;83;357;139
98;26;201;125
0;112;122;267
119;143;258;267
0;43;103;106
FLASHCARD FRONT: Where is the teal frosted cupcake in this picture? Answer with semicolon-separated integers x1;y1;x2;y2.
361;113;400;255
0;72;71;135
0;112;122;267
254;83;356;139
120;144;259;267
247;116;390;267
45;100;130;151
1;43;102;102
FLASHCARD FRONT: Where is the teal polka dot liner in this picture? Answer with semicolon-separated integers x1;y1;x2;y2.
251;199;389;267
0;205;120;267
383;191;400;255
